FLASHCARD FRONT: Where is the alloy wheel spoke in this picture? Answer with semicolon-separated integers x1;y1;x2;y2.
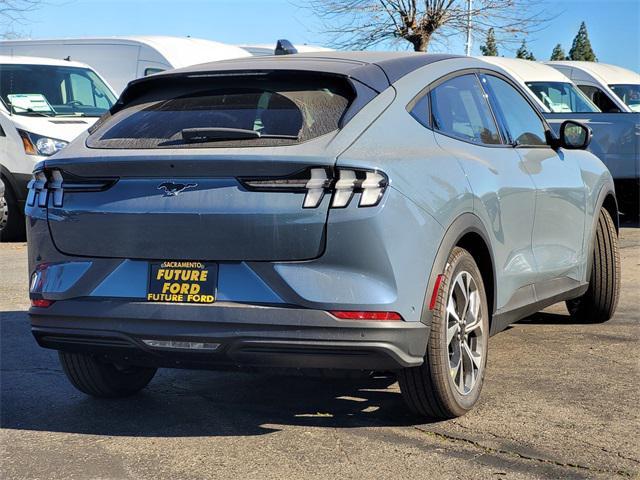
447;322;460;345
463;340;482;370
457;343;465;390
454;275;468;317
447;296;460;324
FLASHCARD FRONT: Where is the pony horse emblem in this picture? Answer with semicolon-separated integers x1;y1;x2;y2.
158;182;197;197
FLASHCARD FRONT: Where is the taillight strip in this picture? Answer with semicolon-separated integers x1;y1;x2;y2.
239;167;388;209
26;168;118;208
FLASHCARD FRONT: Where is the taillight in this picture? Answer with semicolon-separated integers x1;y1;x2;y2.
31;298;55;308
239;167;388;209
26;168;117;208
330;311;402;321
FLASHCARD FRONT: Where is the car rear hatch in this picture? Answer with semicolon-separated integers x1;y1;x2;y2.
40;71;365;261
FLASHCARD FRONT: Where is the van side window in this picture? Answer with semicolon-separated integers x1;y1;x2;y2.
480;75;547;147
578;85;621;112
430;74;501;145
0;123;5;136
144;68;165;76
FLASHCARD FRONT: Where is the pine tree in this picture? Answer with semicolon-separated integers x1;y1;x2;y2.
516;40;536;61
569;22;597;61
550;44;568;61
480;28;498;56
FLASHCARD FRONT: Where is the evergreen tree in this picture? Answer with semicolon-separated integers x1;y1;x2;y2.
480;28;498;56
550;44;568;61
569;21;597;61
516;40;536;61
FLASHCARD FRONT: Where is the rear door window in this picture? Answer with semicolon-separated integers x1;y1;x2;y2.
480;74;548;147
430;74;501;145
87;73;354;149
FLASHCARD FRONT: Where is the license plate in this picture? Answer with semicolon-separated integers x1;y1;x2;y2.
147;261;217;304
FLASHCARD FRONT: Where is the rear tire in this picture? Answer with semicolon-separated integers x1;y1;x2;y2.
399;247;489;419
59;352;157;398
0;180;26;242
566;208;620;323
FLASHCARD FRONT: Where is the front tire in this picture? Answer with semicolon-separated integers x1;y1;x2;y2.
566;208;620;323
59;352;157;398
399;247;489;419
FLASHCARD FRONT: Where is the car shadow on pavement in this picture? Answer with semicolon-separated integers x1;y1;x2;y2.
1;310;432;438
517;311;579;325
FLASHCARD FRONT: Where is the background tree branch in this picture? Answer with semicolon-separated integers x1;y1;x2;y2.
304;0;552;52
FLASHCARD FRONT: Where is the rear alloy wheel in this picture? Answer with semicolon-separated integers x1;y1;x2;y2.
566;208;620;323
59;352;157;398
399;247;489;419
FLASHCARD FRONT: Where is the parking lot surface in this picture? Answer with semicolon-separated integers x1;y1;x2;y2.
1;229;638;479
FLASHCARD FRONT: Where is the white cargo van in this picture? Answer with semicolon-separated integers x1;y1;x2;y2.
0;55;117;241
546;61;640;113
0;36;252;94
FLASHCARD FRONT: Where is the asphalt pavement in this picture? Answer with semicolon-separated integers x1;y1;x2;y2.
1;229;638;479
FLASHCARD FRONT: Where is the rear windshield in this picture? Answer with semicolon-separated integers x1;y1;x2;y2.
87;73;354;149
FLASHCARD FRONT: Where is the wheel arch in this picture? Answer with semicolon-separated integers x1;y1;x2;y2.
601;192;619;233
585;185;619;281
422;213;496;329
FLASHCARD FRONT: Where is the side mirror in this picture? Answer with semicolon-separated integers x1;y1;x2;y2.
559;120;592;150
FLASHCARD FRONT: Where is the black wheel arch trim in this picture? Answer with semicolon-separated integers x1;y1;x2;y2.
0;166;31;202
586;183;618;280
420;212;497;329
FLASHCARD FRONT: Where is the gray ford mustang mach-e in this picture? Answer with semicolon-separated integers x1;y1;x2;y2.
26;52;620;419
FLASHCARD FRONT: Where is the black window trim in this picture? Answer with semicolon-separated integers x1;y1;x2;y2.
406;68;556;150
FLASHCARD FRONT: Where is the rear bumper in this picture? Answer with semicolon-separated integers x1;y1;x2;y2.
30;299;429;371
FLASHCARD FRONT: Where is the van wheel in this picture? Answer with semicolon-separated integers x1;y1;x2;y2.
0;181;25;242
0;181;8;234
59;352;157;398
399;247;489;419
566;208;620;323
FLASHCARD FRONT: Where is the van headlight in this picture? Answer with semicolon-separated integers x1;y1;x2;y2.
18;130;68;156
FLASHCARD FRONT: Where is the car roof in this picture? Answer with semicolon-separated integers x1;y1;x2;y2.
546;61;640;85
156;51;462;92
0;54;92;69
478;57;571;83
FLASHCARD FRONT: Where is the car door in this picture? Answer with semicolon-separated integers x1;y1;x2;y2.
428;73;538;311
480;73;586;287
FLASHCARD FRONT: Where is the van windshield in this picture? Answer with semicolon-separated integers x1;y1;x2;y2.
526;81;600;113
0;64;116;117
609;84;640;112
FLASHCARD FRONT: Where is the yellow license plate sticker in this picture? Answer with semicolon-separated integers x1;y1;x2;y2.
147;261;217;304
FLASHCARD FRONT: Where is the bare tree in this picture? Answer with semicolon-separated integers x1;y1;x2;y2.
0;0;43;38
306;0;550;53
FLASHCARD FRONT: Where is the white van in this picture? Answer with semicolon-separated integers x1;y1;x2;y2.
0;36;252;94
479;56;601;113
0;55;117;241
546;61;640;113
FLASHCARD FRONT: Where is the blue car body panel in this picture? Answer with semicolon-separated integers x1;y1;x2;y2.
26;53;616;371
